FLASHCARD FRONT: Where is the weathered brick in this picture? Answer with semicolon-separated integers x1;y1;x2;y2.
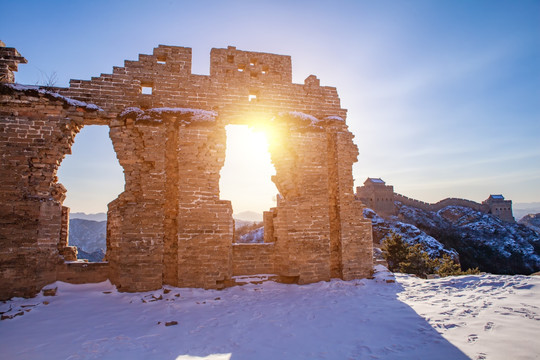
0;43;373;299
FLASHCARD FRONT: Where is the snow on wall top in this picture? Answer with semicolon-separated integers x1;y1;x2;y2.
119;106;217;123
4;83;103;111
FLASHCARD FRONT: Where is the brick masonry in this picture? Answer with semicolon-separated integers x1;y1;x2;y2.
232;244;275;276
0;84;109;300
0;43;373;299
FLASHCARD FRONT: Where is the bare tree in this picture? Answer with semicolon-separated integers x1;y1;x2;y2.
36;69;58;88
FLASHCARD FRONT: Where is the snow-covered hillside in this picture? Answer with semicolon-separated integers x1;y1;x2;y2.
238;226;264;243
1;270;538;359
68;219;106;261
364;208;458;259
366;203;540;275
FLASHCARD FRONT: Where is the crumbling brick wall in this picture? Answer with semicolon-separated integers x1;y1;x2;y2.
0;41;27;83
0;85;105;300
232;243;275;276
0;44;373;298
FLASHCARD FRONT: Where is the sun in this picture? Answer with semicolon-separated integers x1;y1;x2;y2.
219;124;279;215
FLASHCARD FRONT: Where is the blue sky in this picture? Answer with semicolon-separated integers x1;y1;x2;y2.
2;0;539;213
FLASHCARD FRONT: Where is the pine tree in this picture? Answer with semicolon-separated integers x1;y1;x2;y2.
381;233;409;272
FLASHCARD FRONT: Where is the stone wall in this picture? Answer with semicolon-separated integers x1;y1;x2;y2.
432;198;486;212
56;262;109;284
232;244;275;276
393;193;433;211
0;44;373;299
394;193;491;213
0;84;106;300
358;179;514;223
0;41;27;83
60;45;347;122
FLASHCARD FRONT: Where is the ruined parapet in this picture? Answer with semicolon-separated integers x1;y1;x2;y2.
60;45;346;121
107;107;234;291
61;45;369;288
58;206;77;261
329;125;373;280
0;41;27;83
210;45;292;84
263;209;276;243
232;243;275;276
1;44;373;298
0;83;105;300
269;113;372;283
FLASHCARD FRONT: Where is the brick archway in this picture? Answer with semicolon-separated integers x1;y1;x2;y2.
105;107;372;291
0;44;373;299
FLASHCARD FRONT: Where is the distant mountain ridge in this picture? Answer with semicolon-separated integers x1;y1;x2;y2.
519;213;540;234
70;212;107;221
234;211;263;222
513;203;540;221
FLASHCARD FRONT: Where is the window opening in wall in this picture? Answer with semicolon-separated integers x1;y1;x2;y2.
57;125;125;263
156;56;167;65
219;125;278;243
237;65;245;72
261;65;269;75
141;85;153;95
250;58;257;66
248;93;257;102
250;71;258;79
227;55;234;63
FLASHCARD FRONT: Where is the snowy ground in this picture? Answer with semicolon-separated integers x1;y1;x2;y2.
1;268;539;360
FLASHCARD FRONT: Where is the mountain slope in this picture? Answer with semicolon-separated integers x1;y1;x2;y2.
363;208;457;259
391;203;540;274
70;212;107;221
68;219;106;261
519;213;540;234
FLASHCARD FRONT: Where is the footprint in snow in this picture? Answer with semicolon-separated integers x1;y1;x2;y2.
468;334;478;343
484;322;494;331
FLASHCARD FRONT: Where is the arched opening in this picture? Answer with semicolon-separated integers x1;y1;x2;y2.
57;125;124;262
219;124;279;243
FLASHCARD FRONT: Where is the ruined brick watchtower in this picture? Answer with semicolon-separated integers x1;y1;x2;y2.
0;43;373;299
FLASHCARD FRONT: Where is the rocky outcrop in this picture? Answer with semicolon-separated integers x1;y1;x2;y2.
396;204;540;275
519;213;540;234
363;208;457;260
68;219;106;254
